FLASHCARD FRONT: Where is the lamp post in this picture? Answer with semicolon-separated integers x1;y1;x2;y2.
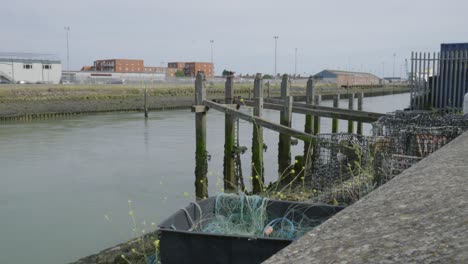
393;53;396;78
273;36;279;78
64;26;70;71
294;48;297;78
210;40;214;65
210;40;214;76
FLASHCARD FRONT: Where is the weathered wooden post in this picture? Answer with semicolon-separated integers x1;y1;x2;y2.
194;72;208;199
304;76;315;158
303;76;315;177
357;92;364;135
144;87;148;118
278;74;293;181
223;73;236;192
313;95;321;135
348;93;354;133
251;73;264;193
332;94;340;133
267;81;271;98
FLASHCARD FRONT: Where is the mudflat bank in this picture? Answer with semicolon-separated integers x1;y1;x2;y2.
0;84;409;120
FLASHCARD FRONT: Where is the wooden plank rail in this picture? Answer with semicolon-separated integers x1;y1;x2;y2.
236;99;384;123
263;98;384;121
203;100;315;143
193;72;379;193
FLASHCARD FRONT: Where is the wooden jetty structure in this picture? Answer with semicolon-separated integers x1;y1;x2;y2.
192;72;386;199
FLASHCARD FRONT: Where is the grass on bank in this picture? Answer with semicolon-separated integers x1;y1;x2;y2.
0;83;409;103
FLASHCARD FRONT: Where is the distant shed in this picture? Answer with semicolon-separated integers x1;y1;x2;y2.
0;52;62;84
313;69;381;87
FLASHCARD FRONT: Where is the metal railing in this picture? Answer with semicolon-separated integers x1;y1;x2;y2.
411;51;468;112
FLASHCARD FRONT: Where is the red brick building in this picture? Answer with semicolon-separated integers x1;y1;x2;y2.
166;68;178;77
83;59;214;77
167;62;186;71
144;67;167;74
167;62;214;77
94;59;145;73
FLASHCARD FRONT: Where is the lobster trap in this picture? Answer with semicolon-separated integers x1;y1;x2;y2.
308;133;398;191
370;111;468;182
373;111;468;138
307;111;468;196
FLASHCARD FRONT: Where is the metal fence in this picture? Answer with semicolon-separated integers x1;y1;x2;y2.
411;51;468;111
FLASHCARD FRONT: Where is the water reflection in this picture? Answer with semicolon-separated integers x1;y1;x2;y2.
0;93;409;264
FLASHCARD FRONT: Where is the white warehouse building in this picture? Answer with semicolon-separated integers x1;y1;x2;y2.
0;52;62;84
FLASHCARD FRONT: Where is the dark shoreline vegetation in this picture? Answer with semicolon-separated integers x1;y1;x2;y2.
0;84;409;120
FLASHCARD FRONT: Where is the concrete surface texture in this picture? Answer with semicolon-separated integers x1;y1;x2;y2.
265;131;468;264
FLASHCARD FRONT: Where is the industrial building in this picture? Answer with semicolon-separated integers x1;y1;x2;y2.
313;69;381;87
0;52;62;84
79;59;215;80
167;62;214;77
93;59;145;73
82;59;181;76
62;70;165;84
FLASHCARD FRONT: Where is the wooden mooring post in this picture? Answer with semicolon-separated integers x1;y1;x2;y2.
251;73;264;193
278;74;293;181
303;76;315;176
304;76;314;159
332;94;339;133
267;81;271;98
348;93;354;133
313;95;321;135
144;87;148;118
194;72;208;199
357;92;363;135
223;74;236;192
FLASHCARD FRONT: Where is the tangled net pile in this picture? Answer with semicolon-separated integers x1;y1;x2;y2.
373;110;468;137
197;193;326;240
310;133;392;187
372;111;468;171
305;111;468;205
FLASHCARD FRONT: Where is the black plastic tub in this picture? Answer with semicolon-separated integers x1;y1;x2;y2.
158;196;343;264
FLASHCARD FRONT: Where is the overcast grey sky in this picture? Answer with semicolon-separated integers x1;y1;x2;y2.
2;0;467;76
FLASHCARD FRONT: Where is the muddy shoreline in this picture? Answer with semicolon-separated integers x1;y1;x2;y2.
0;85;409;120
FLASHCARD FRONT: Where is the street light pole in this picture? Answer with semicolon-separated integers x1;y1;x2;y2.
274;36;279;78
210;40;214;77
294;48;297;78
393;53;396;78
210;40;214;65
64;26;70;71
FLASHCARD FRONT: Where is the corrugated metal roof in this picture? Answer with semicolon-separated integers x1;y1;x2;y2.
0;52;60;61
317;69;380;79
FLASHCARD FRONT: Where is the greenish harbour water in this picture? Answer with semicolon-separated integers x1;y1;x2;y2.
0;93;409;264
